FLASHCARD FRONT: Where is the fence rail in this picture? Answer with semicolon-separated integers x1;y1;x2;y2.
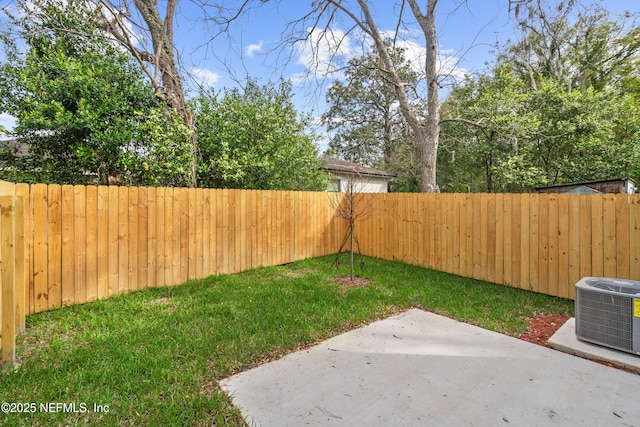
2;180;640;364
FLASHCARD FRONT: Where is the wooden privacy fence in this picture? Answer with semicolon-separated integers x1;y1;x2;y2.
0;180;344;363
357;192;640;300
2;180;640;363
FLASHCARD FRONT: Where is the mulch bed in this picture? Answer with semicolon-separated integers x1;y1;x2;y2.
520;313;570;347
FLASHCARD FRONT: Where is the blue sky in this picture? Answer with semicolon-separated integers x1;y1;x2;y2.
1;0;637;146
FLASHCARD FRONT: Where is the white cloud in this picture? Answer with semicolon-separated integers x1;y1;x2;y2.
191;67;221;88
245;40;264;58
292;27;355;82
0;113;17;134
391;39;467;84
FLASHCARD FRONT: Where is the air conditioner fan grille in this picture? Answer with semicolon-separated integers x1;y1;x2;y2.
576;289;633;351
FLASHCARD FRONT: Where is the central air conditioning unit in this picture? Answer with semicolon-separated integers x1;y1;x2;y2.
575;277;640;355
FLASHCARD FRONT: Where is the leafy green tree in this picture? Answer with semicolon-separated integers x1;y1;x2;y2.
439;65;533;192
439;3;640;193
504;1;640;92
297;0;443;192
323;45;419;166
0;1;193;186
521;78;639;185
322;45;422;192
194;80;328;191
441;66;640;192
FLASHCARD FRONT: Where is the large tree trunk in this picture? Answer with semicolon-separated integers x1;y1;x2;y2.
354;0;440;192
104;0;198;187
408;0;440;193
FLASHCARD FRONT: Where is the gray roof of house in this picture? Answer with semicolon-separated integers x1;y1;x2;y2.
322;156;395;178
565;185;602;194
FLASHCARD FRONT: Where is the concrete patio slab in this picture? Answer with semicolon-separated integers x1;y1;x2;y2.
219;309;640;427
548;317;640;374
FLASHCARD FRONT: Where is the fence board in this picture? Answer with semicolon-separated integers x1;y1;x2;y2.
97;186;109;299
47;185;62;309
127;187;138;292
579;195;592;280
222;189;230;268
118;187;129;293
61;186;75;306
73;186;87;304
449;195;457;274
171;188;182;284
212;190;225;273
210;189;219;274
538;195;549;295
630;195;640;280
404;194;412;264
188;188;196;280
85;186;98;302
519;194;531;291
32;185;48;312
602;194;616;277
528;194;539;293
616;195;630;279
590;195;604;277
547;194;558;297
235;189;243;272
138;187;148;289
155;187;166;287
494;194;504;285
146;187;157;287
292;191;300;262
15;184;30;317
557;195;570;299
108;186;119;296
568;196;581;297
165;188;175;286
239;190;249;270
407;194;415;264
195;188;204;279
479;194;489;281
179;188;189;283
486;194;496;284
14;196;25;333
301;192;310;259
1;197;17;364
511;194;522;289
253;190;261;266
201;189;210;277
416;194;424;265
503;194;513;286
461;193;478;277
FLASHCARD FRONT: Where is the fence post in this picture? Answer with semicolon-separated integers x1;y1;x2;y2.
1;196;21;365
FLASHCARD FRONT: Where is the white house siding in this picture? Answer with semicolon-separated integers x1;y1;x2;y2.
334;173;389;193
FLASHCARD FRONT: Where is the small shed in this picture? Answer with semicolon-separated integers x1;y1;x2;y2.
533;177;636;194
323;156;395;193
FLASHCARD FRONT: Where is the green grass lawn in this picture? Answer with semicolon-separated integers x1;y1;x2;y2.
0;254;573;426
